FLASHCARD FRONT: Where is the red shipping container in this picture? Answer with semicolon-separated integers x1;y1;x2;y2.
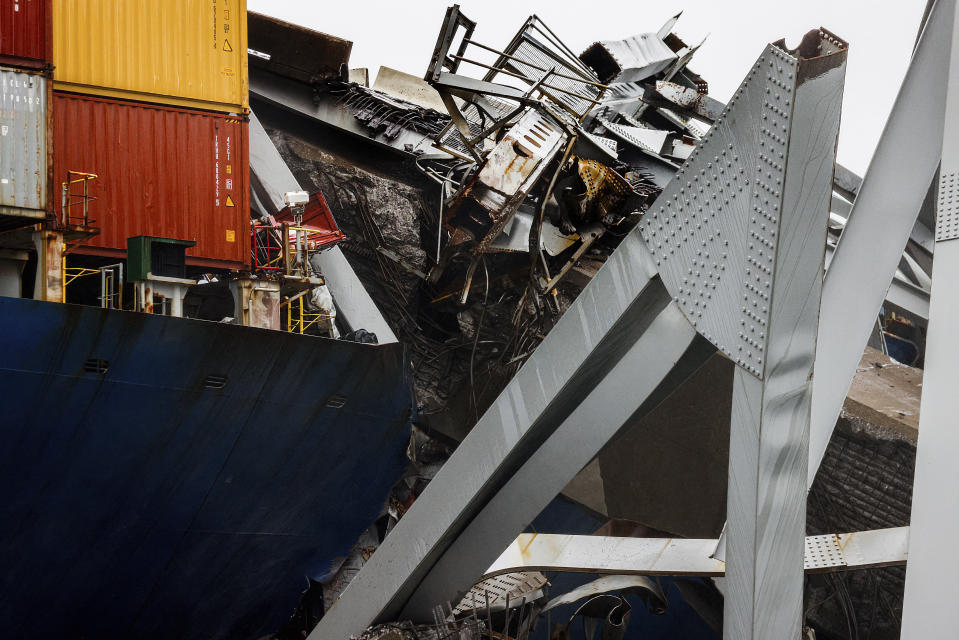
53;91;250;270
0;0;51;69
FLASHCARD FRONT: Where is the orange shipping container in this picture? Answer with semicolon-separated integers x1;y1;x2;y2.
54;91;249;269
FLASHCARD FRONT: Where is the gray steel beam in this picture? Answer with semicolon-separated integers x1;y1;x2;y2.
398;295;705;619
725;42;845;636
882;274;931;320
248;111;398;343
807;0;953;489
901;0;959;635
638;31;846;639
832;162;862;202
683;69;938;295
249;69;439;157
824;242;930;320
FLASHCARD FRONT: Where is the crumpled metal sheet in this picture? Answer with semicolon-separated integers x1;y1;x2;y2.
542;575;667;615
654;80;724;122
336;83;450;139
580;33;678;84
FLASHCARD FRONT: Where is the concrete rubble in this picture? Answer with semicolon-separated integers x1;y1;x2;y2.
245;7;931;640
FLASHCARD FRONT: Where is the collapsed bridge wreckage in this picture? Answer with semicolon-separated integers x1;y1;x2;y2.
244;4;943;640
250;7;746;434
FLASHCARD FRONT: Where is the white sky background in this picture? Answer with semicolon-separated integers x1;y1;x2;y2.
247;0;929;176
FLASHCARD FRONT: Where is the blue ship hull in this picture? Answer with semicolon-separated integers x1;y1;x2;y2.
0;297;412;638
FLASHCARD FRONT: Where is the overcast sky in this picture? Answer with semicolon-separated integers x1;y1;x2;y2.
247;0;928;176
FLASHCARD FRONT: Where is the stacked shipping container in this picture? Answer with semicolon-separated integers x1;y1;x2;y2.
53;94;249;268
50;0;251;269
52;0;249;114
0;68;48;228
0;0;51;231
0;0;51;69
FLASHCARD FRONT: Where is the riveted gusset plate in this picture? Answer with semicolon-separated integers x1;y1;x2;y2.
936;171;959;242
639;44;799;378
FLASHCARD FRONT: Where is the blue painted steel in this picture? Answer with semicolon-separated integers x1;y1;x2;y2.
0;297;412;638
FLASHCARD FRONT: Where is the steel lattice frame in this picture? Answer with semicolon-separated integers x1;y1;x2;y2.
309;2;959;638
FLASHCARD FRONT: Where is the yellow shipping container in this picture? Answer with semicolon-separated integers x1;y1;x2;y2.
53;0;248;114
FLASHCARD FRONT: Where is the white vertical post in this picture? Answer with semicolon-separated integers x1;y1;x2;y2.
807;0;954;490
900;0;959;636
721;35;847;639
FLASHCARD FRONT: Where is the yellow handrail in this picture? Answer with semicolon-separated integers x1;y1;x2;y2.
61;171;98;227
285;295;334;334
60;255;99;303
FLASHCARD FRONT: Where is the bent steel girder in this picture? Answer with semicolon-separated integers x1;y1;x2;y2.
311;34;843;640
712;0;951;588
250;71;438;157
638;31;847;639
310;229;703;639
709;0;951;568
247;111;398;343
397;295;708;620
901;0;959;635
481;528;909;580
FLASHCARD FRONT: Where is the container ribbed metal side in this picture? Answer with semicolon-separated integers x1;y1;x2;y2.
0;66;47;224
53;91;250;268
53;0;248;114
0;0;51;68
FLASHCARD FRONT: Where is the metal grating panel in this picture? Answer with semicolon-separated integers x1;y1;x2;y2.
601;119;666;154
436;97;521;159
503;34;602;119
452;572;547;615
936;171;959;241
583;132;619;157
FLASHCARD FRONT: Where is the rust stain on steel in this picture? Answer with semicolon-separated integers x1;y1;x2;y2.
249;282;281;329
518;533;538;556
649;538;673;568
471;111;565;253
53;91;250;269
655;81;707;109
33;229;61;301
838;531;853;551
143;286;154;314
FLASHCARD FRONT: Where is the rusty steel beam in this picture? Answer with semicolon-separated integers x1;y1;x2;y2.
480;528;909;580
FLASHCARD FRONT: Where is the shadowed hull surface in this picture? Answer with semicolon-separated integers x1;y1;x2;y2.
0;297;412;639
